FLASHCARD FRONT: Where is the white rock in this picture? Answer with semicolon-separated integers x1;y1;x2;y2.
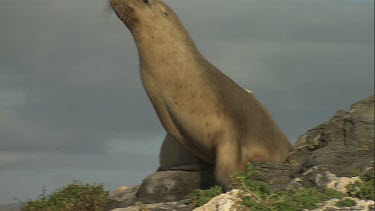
193;189;247;211
112;186;130;197
326;176;361;193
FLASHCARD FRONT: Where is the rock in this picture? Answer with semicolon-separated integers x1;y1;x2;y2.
250;162;293;192
113;186;131;196
286;96;374;190
137;171;208;204
193;189;248;211
345;96;375;148
310;197;375;211
288;96;374;178
104;185;140;211
245;97;374;193
326;176;361;194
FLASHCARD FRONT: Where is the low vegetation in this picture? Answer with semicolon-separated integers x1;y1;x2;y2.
231;163;344;211
22;181;109;211
335;198;357;207
188;163;364;210
187;185;223;207
346;168;374;200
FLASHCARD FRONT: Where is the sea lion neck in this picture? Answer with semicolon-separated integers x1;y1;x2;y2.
130;16;203;72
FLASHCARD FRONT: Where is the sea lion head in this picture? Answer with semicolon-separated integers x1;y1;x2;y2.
110;0;197;59
110;0;176;31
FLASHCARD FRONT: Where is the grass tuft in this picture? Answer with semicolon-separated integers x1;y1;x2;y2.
22;181;109;211
336;198;357;207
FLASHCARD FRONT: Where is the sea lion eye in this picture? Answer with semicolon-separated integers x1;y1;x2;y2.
142;0;149;3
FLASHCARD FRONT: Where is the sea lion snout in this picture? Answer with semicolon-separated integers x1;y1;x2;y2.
110;0;128;13
110;0;125;6
110;0;121;8
110;0;135;27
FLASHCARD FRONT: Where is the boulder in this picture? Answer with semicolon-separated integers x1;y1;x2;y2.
137;171;203;204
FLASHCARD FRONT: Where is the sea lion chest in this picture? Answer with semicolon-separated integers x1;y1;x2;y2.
140;65;222;162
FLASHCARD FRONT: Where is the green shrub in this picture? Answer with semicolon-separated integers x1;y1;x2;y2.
187;163;345;210
187;185;223;207
22;181;109;211
345;167;374;200
346;180;374;200
336;198;357;207
229;163;344;211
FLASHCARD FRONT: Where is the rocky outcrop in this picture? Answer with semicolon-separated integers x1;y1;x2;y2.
106;96;374;211
250;96;374;192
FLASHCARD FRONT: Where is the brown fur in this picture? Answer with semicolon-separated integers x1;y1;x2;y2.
111;0;292;189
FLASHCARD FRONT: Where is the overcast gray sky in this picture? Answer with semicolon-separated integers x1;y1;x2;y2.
0;0;373;204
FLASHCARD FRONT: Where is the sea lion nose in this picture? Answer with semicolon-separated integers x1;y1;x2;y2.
110;0;121;7
110;0;116;5
110;0;125;13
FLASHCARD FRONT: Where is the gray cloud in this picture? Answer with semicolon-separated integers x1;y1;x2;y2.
0;0;373;204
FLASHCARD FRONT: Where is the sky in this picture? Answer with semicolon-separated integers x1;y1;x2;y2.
0;0;373;204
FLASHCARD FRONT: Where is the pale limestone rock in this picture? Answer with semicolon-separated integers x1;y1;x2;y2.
326;176;361;194
112;186;130;197
193;189;248;211
104;185;140;210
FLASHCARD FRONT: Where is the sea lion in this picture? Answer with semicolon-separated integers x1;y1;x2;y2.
110;0;293;189
158;133;201;171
